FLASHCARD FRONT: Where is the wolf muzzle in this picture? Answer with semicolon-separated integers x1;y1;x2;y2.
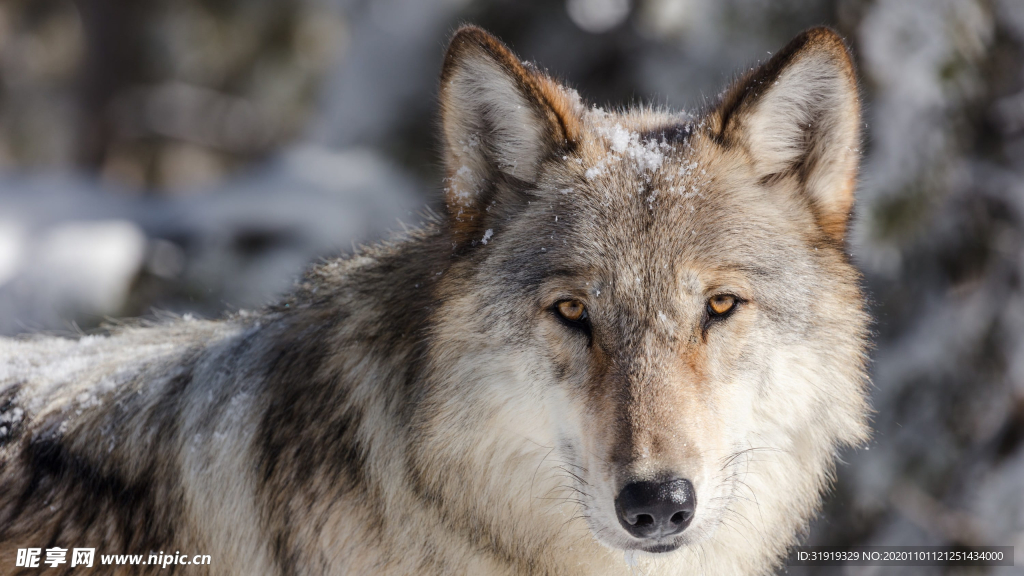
614;478;696;540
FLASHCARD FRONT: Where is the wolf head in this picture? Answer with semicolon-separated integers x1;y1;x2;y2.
413;26;869;573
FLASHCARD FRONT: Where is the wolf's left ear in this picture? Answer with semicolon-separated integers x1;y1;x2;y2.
439;26;581;245
713;27;861;242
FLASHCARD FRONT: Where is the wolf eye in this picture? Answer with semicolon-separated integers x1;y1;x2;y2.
707;294;737;316
556;300;588;323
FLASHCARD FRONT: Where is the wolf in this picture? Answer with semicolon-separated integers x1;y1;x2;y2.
0;25;869;575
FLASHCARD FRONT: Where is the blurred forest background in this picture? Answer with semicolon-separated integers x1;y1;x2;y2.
0;0;1022;573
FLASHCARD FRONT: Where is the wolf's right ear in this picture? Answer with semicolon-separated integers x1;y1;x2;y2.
439;26;581;246
713;27;861;242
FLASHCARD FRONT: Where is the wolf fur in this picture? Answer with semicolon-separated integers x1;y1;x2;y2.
0;26;869;575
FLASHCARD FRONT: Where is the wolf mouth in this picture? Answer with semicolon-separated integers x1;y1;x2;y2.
628;541;683;554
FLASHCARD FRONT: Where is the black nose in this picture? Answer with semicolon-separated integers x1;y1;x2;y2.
614;478;696;539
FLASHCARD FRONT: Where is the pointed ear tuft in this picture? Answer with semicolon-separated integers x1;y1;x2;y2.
439;26;581;245
714;27;861;242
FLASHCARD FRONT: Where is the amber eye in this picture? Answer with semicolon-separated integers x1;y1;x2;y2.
707;294;737;316
556;300;588;322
